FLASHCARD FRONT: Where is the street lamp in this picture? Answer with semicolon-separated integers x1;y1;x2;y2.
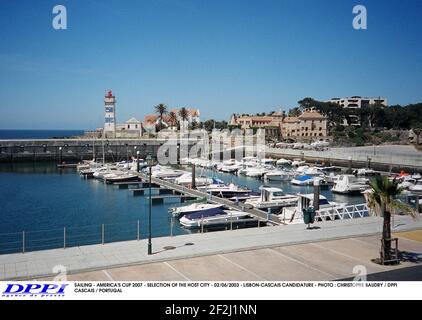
146;154;155;255
58;147;63;163
136;150;140;172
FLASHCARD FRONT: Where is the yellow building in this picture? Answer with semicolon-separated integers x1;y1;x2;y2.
282;109;328;140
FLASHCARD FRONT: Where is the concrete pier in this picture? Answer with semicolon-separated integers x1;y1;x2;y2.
1;215;421;281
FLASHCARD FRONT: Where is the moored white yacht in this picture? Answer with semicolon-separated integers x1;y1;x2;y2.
179;208;250;229
263;170;294;181
174;173;213;187
244;187;298;212
170;203;224;217
331;175;368;194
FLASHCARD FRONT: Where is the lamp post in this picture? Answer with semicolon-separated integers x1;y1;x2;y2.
58;147;62;164
367;156;372;169
146;154;154;255
136;150;140;172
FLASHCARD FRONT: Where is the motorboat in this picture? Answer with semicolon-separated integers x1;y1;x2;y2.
331;175;368;194
276;158;292;166
263;170;294;181
170;203;224;217
295;165;310;174
260;158;277;166
92;166;121;180
150;165;186;179
409;180;422;193
244;187;298;212
280;194;345;223
354;168;380;177
291;160;306;167
179;208;250;229
104;172;140;184
174;173;213;187
245;166;270;178
198;183;253;198
303;167;325;176
291;175;315;186
398;177;418;190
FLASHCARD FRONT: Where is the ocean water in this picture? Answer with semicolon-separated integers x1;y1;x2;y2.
0;163;365;254
0;130;84;139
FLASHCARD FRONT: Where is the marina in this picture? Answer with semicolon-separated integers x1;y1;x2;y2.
2;152;421;257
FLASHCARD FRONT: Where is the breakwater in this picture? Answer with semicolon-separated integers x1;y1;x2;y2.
0;139;177;163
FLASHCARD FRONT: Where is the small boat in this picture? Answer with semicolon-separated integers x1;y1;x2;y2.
263;170;294;181
295;165;310;174
280;194;345;223
179;208;250;229
303;167;325;176
276;158;292;166
332;175;368;194
291;175;315;186
170;203;224;217
244;187;298;212
409;180;422;193
398;177;417;190
291;159;306;167
353;168;380;177
245;166;269;178
174;173;213;187
150;165;186;179
198;183;253;198
104;172;140;184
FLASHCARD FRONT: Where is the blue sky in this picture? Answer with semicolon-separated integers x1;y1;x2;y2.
0;0;421;129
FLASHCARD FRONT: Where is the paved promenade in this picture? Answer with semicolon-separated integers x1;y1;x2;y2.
1;215;421;281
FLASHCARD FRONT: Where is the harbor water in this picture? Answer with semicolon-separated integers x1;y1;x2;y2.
0;163;366;254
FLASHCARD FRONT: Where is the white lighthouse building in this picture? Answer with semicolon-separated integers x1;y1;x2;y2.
104;90;116;138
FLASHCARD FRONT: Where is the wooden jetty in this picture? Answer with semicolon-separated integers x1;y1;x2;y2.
129;170;281;225
132;187;174;196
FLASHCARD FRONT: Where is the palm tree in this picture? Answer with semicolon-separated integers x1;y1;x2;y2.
365;176;416;264
154;103;168;130
178;107;189;130
168;111;178;129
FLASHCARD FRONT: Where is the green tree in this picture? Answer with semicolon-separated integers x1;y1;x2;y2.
168;111;178;129
154;103;168;131
178;107;189;129
288;107;301;117
365;176;416;264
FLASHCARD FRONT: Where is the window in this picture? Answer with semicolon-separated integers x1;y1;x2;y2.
128;125;130;129
319;127;322;131
319;133;323;136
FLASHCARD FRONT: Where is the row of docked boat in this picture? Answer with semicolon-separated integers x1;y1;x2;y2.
77;159;143;183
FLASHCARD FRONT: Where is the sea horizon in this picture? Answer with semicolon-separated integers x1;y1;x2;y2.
0;129;86;140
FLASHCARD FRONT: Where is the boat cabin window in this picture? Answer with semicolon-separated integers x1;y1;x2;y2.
272;191;285;197
319;199;330;206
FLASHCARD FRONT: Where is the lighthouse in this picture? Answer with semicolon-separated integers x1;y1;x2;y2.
104;90;116;138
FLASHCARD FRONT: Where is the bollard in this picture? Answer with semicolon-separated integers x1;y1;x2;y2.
201;215;204;234
170;217;174;237
137;220;140;241
230;211;233;231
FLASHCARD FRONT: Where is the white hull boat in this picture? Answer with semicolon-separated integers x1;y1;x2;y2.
179;208;250;229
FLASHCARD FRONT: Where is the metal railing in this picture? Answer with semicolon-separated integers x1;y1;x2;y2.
316;204;370;222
